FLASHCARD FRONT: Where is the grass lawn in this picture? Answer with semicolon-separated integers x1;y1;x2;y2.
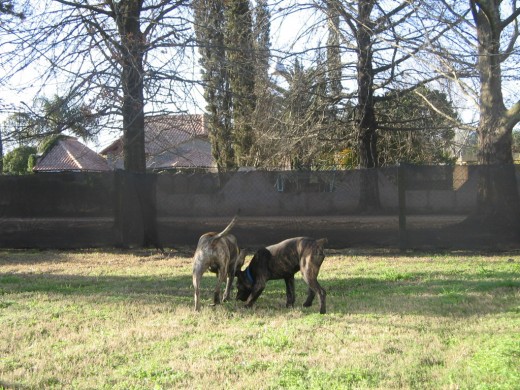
0;248;519;389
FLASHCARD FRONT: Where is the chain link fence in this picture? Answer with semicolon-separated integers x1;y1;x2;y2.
0;165;518;249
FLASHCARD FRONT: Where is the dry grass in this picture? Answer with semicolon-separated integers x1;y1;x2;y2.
1;248;519;389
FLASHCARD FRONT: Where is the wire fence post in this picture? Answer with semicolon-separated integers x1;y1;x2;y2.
398;164;407;250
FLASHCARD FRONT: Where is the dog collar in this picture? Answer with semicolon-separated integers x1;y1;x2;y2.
245;266;254;284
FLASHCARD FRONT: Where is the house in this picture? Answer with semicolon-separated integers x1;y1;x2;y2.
33;136;111;172
100;114;217;171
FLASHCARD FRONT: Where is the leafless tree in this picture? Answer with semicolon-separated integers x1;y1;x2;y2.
417;0;520;229
307;0;456;210
1;0;194;173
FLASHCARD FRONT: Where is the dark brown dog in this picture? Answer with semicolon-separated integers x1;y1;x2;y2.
236;237;327;314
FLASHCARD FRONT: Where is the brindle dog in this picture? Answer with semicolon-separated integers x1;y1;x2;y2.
192;215;244;311
236;237;327;314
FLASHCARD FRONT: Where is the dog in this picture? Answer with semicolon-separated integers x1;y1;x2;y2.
192;215;244;311
236;237;327;314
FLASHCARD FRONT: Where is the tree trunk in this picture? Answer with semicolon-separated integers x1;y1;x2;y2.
356;1;380;211
471;1;520;232
117;0;147;174
0;128;3;173
112;1;161;250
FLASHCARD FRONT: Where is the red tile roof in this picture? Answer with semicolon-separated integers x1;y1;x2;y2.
34;137;110;172
101;114;216;170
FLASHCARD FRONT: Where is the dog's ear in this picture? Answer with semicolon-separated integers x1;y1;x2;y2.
316;238;328;247
236;250;246;271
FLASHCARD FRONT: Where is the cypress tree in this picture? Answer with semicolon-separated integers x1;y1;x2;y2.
224;0;256;167
193;0;235;170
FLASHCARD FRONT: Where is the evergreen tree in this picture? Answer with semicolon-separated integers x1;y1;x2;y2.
193;0;234;170
224;0;256;167
253;0;270;90
2;146;37;175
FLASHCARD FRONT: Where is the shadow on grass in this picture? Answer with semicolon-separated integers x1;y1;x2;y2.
325;272;519;317
1;268;518;317
0;272;194;304
0;380;30;390
0;247;192;266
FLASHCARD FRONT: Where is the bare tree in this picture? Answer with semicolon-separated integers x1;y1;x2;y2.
312;1;453;210
2;0;196;249
419;0;520;229
2;0;193;173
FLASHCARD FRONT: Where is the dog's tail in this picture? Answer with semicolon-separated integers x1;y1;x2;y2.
213;213;239;239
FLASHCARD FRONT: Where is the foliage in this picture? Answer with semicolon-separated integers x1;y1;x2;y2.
1;95;98;150
38;134;69;154
224;0;256;167
0;0;24;18
193;0;234;170
2;145;36;174
513;130;520;155
376;86;458;165
194;0;259;170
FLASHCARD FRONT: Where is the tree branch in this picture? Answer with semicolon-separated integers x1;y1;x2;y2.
505;99;520;128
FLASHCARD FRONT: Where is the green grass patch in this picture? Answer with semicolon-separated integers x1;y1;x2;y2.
0;248;519;389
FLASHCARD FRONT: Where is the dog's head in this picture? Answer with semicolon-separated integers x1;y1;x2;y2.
235;248;271;302
235;273;251;302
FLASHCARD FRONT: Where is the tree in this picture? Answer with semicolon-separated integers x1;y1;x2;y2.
2;0;194;249
470;0;520;227
194;0;258;170
0;0;27;171
193;0;234;171
254;57;338;170
250;0;272;162
224;0;256;167
421;0;520;229
376;87;458;165
2;0;192;174
2;145;36;175
253;0;270;90
315;1;448;210
1;95;98;149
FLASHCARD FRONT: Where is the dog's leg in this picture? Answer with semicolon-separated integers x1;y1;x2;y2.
193;271;202;311
316;283;327;314
212;269;227;306
284;276;295;308
305;280;326;314
245;284;265;308
222;274;234;302
303;287;315;307
302;270;326;314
